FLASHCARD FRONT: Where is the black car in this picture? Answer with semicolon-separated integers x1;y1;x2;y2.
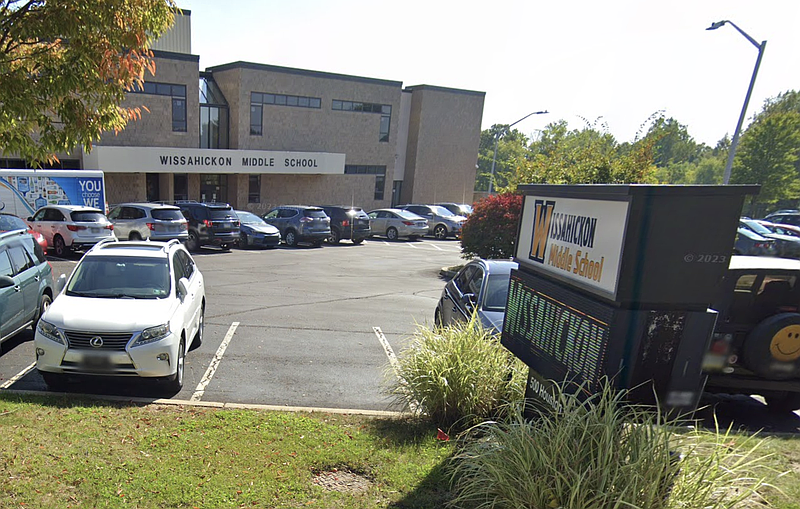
175;201;240;251
319;206;371;244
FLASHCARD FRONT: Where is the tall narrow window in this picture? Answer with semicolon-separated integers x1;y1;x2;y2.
174;174;188;201
374;173;386;200
248;175;261;203
250;103;262;135
172;98;187;132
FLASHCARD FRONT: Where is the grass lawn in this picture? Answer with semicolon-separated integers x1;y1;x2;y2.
0;392;798;509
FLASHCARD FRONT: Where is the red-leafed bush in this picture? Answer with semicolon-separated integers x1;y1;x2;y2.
461;193;523;259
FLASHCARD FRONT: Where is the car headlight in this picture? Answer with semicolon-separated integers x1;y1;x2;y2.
131;323;171;347
37;320;66;345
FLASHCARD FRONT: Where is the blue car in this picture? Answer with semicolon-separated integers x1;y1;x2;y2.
733;227;777;257
235;210;281;249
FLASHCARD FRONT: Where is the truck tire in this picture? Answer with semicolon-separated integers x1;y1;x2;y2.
741;313;800;380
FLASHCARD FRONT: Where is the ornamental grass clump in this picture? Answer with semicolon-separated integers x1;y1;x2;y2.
387;316;527;431
448;383;776;509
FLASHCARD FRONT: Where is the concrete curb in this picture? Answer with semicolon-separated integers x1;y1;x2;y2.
1;389;411;418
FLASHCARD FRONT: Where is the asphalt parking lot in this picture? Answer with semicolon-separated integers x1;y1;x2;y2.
0;237;464;412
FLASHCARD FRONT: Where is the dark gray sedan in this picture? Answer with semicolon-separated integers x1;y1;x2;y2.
435;259;518;332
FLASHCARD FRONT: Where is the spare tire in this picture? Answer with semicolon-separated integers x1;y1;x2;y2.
741;313;800;380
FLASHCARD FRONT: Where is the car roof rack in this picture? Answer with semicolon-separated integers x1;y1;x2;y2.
0;229;29;242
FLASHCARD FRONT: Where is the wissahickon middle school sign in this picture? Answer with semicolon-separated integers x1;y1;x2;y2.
82;146;346;174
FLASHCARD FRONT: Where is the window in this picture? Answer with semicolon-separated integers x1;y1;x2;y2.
174;174;188;201
8;245;33;274
333;100;391;142
0;250;12;277
250;91;320;111
250;104;262;136
344;165;386;200
248;175;261;203
131;81;187;132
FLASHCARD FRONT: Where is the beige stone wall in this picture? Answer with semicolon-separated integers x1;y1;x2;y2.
97;55;200;149
106;173;146;205
403;86;484;205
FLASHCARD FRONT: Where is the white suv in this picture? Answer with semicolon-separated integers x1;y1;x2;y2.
27;205;115;257
35;239;205;393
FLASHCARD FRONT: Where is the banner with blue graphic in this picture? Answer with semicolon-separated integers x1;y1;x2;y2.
0;171;106;217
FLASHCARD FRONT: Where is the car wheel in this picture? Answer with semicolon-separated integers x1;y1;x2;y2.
165;339;186;393
192;305;204;349
434;224;448;240
240;232;249;249
31;293;52;331
329;229;341;244
53;235;70;257
765;392;800;413
352;238;363;245
129;231;142;241
186;230;200;252
285;230;298;247
41;371;67;391
386;227;399;241
741;312;800;380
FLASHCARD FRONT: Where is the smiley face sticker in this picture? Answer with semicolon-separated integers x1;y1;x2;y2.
769;324;800;362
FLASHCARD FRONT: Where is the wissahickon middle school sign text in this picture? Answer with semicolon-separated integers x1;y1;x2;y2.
82;147;346;174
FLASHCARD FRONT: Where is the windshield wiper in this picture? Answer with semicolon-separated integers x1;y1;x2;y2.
66;290;98;297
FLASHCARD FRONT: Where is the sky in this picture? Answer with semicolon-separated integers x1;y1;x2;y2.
177;0;800;147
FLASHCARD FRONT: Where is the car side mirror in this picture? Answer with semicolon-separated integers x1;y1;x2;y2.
177;277;190;301
56;274;67;293
0;275;15;289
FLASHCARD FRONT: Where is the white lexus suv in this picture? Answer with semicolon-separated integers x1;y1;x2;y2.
35;239;205;393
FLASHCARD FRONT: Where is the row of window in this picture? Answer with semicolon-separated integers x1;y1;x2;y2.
333;101;391;142
131;81;187;132
345;165;386;200
251;92;322;109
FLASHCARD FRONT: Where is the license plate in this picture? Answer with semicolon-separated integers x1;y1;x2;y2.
91;228;100;233
80;353;112;371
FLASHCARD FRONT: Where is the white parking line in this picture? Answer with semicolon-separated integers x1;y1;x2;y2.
373;326;417;412
430;244;443;251
1;362;35;389
191;322;239;401
406;242;418;249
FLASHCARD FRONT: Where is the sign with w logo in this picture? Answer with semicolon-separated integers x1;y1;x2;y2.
530;200;555;263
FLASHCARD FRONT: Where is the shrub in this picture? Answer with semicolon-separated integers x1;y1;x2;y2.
386;317;527;431
460;193;522;260
448;383;776;509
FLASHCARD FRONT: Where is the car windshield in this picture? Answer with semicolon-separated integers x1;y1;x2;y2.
66;256;170;299
151;209;185;221
430;205;455;217
483;274;511;312
459;205;473;215
0;214;27;231
742;219;772;236
236;211;266;225
395;210;424;220
70;211;106;222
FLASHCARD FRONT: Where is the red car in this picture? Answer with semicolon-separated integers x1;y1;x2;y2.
0;212;47;255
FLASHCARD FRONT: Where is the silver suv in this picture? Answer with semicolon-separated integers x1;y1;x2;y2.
108;203;189;242
398;204;466;239
263;206;331;247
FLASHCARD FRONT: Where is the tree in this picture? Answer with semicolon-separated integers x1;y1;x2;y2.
461;193;522;260
731;111;800;216
0;0;176;165
475;125;529;192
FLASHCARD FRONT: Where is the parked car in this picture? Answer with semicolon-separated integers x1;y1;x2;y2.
702;256;800;412
27;205;115;257
367;208;429;241
34;238;205;392
763;212;800;232
435;202;473;217
107;203;189;242
262;205;330;247
740;219;800;259
733;227;777;257
0;229;54;344
175;201;240;252
398;204;466;239
319;205;371;244
234;210;281;248
435;259;518;332
0;212;47;255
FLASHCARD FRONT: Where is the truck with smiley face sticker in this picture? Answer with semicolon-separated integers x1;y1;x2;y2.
703;255;800;412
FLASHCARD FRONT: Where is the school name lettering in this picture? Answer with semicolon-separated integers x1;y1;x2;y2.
241;157;319;168
549;213;597;248
160;155;233;167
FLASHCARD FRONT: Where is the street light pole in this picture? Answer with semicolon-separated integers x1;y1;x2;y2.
707;20;766;185
488;110;548;194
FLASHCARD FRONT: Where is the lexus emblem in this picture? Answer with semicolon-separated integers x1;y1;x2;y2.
89;336;104;348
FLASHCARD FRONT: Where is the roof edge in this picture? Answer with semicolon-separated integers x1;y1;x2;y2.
206;61;403;88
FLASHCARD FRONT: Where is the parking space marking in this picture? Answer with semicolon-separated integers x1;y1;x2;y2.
430;244;443;251
191;322;239;401
406;242;418;249
1;362;35;390
373;326;417;412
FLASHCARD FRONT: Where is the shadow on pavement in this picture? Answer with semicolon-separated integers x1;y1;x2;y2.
694;393;800;435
